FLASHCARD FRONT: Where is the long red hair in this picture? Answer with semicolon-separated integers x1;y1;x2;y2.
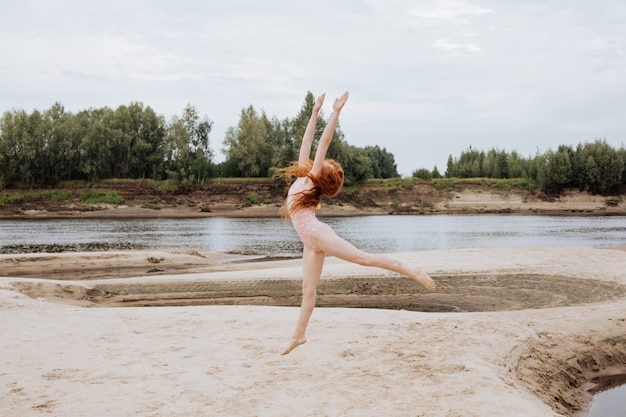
275;159;344;220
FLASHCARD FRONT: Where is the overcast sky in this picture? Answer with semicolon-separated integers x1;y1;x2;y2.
2;0;625;175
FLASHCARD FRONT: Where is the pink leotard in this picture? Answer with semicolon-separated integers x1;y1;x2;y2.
287;177;332;252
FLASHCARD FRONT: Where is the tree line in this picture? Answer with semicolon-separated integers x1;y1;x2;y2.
419;141;625;195
0;102;213;186
2;93;624;196
0;92;398;187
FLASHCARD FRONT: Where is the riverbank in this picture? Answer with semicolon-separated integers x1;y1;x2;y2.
1;179;625;218
1;247;625;416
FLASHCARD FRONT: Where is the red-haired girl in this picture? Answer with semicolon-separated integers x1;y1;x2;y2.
277;92;436;355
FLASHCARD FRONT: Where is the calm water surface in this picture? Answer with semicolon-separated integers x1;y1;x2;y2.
1;215;624;255
586;383;626;417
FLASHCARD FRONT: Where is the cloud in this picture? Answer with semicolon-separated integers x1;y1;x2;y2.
409;0;495;23
430;38;482;52
3;33;204;82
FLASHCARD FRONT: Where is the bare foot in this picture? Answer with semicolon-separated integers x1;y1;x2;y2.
411;267;436;292
281;336;306;355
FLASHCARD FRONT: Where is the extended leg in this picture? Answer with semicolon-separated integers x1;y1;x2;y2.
311;226;436;291
281;247;326;355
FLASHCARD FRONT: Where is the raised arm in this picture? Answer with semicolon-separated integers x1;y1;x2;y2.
310;91;349;176
298;93;325;167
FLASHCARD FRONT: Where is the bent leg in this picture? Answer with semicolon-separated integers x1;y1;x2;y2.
311;225;436;291
281;247;326;355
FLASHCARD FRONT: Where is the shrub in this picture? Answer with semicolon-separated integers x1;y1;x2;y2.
245;193;260;206
79;190;125;205
48;189;73;201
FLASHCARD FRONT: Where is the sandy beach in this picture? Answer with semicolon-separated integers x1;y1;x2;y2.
1;246;626;416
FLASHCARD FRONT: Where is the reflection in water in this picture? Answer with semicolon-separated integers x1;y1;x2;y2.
0;215;625;255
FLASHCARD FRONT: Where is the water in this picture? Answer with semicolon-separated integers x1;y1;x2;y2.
586;382;626;417
1;215;625;255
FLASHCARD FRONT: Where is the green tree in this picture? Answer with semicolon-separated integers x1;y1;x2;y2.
268;116;295;170
412;168;432;180
137;106;167;179
343;146;372;183
165;105;214;183
460;149;480;177
537;149;572;194
577;140;623;195
445;155;458;177
109;102;167;179
42;103;75;183
483;148;509;179
0;109;29;185
364;145;399;178
9;109;49;184
79;107;115;181
506;151;526;179
554;145;577;188
449;146;484;178
222;105;271;177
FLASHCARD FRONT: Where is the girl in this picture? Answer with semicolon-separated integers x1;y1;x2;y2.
277;91;436;355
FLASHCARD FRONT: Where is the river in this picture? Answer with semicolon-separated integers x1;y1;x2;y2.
1;214;625;255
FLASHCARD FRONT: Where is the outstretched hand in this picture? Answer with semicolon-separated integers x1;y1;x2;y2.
333;91;349;113
314;93;325;113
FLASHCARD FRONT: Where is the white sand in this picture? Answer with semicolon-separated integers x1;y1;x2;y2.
1;247;625;417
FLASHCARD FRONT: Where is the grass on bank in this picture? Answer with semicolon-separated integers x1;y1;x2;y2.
0;177;540;209
431;177;539;192
0;188;126;208
0;189;74;208
78;190;125;205
368;177;539;192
